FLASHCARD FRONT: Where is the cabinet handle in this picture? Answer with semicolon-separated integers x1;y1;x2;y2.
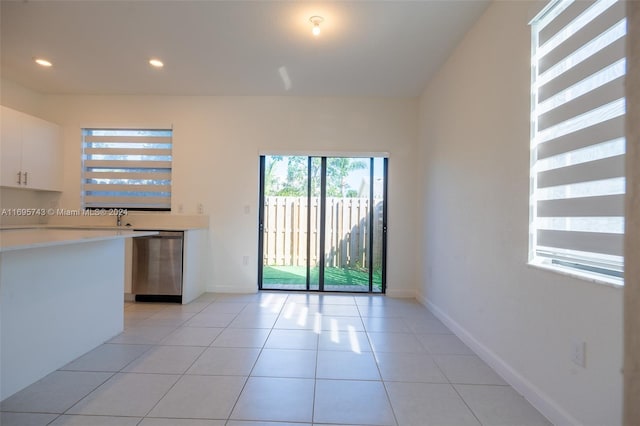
23;172;28;185
17;171;22;185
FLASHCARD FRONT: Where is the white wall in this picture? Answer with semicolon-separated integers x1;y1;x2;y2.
417;1;623;425
0;79;46;117
0;187;59;226
3;93;416;295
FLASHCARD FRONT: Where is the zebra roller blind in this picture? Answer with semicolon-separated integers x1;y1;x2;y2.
530;0;626;283
82;129;172;210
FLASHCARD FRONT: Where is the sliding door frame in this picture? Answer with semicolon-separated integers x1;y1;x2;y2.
318;157;327;292
381;158;388;293
258;154;386;293
306;157;312;290
368;158;374;293
257;156;266;288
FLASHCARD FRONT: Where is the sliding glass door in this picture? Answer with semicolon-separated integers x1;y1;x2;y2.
258;155;387;293
259;155;308;290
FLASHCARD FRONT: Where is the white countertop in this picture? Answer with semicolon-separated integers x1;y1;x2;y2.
46;213;209;230
0;225;205;231
0;228;157;253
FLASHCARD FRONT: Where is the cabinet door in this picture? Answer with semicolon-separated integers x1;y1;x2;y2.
1;106;24;188
21;114;63;191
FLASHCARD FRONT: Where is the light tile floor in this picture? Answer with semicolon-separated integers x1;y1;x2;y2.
0;292;552;426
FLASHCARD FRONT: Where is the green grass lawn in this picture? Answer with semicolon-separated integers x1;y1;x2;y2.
262;265;382;291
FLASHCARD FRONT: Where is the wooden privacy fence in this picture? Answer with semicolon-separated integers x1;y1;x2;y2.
263;196;383;269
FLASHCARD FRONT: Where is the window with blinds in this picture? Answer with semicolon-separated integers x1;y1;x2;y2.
82;129;172;210
530;0;626;284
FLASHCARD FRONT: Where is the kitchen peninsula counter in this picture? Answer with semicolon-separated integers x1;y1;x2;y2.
0;227;157;252
0;228;153;401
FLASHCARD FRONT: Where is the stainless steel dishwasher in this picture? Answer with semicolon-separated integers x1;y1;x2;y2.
132;231;184;303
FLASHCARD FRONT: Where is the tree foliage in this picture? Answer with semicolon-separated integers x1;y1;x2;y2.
265;156;367;197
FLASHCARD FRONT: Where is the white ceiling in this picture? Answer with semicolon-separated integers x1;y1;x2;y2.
0;0;490;97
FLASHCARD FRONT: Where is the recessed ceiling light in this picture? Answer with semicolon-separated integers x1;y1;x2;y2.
149;58;164;68
34;58;52;67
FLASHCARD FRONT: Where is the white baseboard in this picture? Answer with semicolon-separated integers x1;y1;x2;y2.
206;285;414;297
417;293;578;426
386;288;417;298
208;284;258;294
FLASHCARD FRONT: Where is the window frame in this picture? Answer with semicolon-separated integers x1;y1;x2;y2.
528;0;626;286
81;128;173;212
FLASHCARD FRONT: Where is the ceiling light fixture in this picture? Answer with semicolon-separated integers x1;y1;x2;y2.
149;58;164;68
34;58;52;67
309;16;324;37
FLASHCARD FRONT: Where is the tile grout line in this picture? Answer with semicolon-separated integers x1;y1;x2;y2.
2;292;548;425
43;302;188;426
222;293;287;423
311;325;320;425
362;304;401;426
137;296;221;421
416;305;486;426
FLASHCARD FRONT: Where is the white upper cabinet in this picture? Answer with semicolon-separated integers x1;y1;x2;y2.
1;106;23;187
21;114;63;191
0;106;63;191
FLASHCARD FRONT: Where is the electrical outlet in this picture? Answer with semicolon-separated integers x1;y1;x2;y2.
197;203;204;214
242;255;249;266
244;205;250;215
571;339;586;368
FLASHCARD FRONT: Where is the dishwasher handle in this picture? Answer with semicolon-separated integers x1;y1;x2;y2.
135;231;184;239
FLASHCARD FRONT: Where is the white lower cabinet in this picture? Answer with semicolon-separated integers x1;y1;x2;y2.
125;228;209;304
0;106;63;191
182;229;209;303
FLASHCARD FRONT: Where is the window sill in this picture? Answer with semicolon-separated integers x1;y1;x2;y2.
527;261;623;289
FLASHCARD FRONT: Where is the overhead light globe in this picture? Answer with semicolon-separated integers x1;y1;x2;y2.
309;16;324;37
